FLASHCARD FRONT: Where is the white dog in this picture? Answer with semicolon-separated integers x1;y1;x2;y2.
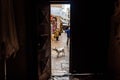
52;47;65;58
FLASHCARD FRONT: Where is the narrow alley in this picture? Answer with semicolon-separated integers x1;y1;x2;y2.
50;4;70;79
51;31;70;80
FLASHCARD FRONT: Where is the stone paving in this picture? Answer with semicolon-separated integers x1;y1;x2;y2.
51;32;70;79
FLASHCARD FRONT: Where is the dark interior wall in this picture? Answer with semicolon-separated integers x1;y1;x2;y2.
4;0;50;79
108;0;120;79
24;0;38;80
6;0;40;79
0;1;4;79
70;0;115;76
6;0;27;80
0;0;40;80
6;0;39;79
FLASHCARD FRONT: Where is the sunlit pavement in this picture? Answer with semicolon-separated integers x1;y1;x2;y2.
51;32;70;79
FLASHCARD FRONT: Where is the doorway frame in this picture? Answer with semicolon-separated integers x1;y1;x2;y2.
49;0;71;76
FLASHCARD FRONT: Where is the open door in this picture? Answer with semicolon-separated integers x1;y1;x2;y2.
36;0;71;79
50;3;70;80
36;1;51;80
